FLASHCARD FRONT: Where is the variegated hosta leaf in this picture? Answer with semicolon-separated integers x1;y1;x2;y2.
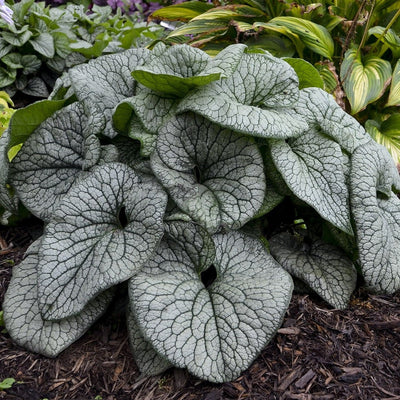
0;128;18;213
129;231;293;383
9;103;101;221
350;142;400;294
69;48;150;138
269;232;357;309
38;163;168;320
151;113;266;233
341;48;392;114
131;44;246;97
268;127;353;234
127;307;172;376
178;52;308;139
294;87;371;153
387;59;400;107
3;240;114;357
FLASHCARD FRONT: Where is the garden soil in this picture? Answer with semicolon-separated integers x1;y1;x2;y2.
1;222;400;400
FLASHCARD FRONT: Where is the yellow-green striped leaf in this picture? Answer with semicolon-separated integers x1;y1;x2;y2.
387;60;400;107
191;5;266;21
150;1;214;22
369;26;400;58
167;20;229;39
341;48;392;114
366;114;400;164
267;16;334;59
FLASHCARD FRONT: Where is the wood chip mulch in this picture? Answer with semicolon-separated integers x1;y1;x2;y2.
1;224;400;400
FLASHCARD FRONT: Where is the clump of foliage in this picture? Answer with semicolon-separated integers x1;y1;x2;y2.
151;0;400;163
0;0;164;101
1;44;400;383
0;91;14;134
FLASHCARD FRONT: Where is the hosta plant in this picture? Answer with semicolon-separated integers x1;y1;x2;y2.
1;43;400;383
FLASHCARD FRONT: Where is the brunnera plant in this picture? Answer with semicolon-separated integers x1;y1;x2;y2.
1;43;400;383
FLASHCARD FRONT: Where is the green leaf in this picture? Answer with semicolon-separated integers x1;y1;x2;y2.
341;48;392;114
368;26;400;58
386;59;400;107
21;55;41;75
30;33;55;58
131;44;246;97
350;141;400;294
0;378;15;390
69;48;150;138
0;38;14;59
269;126;353;234
0;67;16;87
366;114;400;165
2;29;33;47
150;1;214;22
38;163;167;320
129;230;293;382
178;51;308;139
9;103;101;221
69;39;108;58
1;53;23;69
3;240;114;357
267;16;334;59
21;77;49;98
151;113;265;233
284;58;324;89
269;232;357;309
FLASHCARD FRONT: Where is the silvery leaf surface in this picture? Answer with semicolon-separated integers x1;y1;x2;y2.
3;240;113;357
129;231;293;383
177;52;308;138
151;113;265;233
9;103;100;221
127;307;172;376
350;142;400;293
69;48;150;138
38;163;167;320
0;128;18;212
131;44;246;97
269;232;357;309
269;127;353;234
295;88;371;153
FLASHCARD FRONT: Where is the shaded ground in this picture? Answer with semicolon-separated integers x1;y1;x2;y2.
1;223;400;400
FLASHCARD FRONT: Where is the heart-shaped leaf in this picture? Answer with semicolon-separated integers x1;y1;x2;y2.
269;232;357;309
178;51;308;139
350;141;400;293
9;103;101;221
69;48;150;138
38;163;167;320
3;240;114;357
132;44;246;97
341;48;392;114
151;113;265;233
30;32;55;58
129;230;293;382
268;126;353;234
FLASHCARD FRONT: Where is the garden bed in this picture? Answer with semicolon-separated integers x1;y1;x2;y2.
1;222;400;400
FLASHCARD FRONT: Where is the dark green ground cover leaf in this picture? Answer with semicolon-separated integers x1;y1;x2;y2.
129;230;293;383
38;163;167;320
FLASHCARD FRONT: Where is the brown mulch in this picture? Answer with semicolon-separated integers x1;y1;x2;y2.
1;224;400;400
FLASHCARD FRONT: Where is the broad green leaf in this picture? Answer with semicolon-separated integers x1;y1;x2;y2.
191;5;266;21
150;1;214;22
0;38;14;59
166;19;229;40
267;16;334;59
69;39;108;58
132;44;246;97
314;62;337;93
2;29;33;47
178;51;308;139
269;126;353;234
294;88;371;153
1;53;23;69
69;48;150;138
284;58;324;89
129;231;293;383
386;60;400;107
269;232;357;309
350;142;400;294
3;240;114;357
9;103;100;221
151;113;265;233
21;55;41;75
30;33;55;58
0;378;15;390
127;307;172;376
368;26;400;58
21;77;49;98
245;35;295;58
341;48;392;114
366;114;400;164
38;163;167;320
0;67;16;87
